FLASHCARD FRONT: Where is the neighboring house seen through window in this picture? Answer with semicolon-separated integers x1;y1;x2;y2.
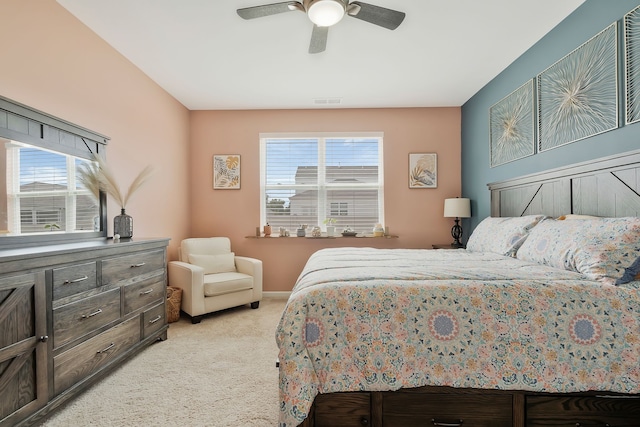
260;133;384;234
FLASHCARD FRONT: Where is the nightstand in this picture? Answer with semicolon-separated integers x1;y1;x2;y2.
432;244;465;249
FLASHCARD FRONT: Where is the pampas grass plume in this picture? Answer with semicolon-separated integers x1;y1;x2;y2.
78;155;152;208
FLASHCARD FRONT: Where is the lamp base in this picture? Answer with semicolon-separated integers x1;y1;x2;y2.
450;218;463;248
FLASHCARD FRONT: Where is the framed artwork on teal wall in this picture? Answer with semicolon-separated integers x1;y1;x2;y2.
489;80;535;167
537;23;618;152
625;5;640;125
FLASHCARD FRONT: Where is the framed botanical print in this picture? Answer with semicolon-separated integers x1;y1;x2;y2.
213;154;240;189
409;153;437;188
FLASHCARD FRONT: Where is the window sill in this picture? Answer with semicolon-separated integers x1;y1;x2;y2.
245;234;398;239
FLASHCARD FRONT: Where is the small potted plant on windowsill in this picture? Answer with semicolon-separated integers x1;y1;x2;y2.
323;218;337;237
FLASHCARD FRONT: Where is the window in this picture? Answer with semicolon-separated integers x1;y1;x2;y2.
260;133;383;233
4;141;99;235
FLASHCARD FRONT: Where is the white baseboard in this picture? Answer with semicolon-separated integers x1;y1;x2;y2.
263;291;291;299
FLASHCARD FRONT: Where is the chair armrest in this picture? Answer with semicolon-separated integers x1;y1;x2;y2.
168;261;206;316
235;256;263;301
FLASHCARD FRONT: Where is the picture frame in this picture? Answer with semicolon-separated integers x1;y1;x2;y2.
625;5;640;125
489;80;535;167
213;154;240;189
537;23;618;151
409;153;437;188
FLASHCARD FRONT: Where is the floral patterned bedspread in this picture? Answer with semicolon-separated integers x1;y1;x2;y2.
275;248;640;427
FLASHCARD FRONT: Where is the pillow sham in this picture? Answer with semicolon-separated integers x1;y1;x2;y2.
189;253;236;274
466;215;547;257
516;217;640;285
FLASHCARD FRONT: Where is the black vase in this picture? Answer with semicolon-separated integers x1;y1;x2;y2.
113;208;133;238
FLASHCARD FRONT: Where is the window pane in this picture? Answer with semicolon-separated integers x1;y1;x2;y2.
326;188;379;232
4;142;99;235
265;139;317;186
262;135;383;235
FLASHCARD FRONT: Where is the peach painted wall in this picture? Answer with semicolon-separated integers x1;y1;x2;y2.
189;108;461;291
0;1;462;293
0;0;191;258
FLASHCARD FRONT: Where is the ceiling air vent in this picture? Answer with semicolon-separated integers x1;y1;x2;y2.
313;97;342;106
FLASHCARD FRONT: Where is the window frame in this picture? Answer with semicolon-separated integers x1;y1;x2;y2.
0;94;109;249
259;132;384;233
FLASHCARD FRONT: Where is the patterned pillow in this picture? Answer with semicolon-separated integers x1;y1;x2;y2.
516;217;640;285
466;215;547;257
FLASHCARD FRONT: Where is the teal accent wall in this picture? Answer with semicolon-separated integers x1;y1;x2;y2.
461;0;640;233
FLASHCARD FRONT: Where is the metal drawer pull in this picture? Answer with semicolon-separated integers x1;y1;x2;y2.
81;309;103;319
140;289;154;295
432;420;463;427
131;262;146;268
149;315;162;324
96;342;115;354
63;275;88;284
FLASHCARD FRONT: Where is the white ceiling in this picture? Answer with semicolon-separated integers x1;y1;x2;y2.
56;0;585;111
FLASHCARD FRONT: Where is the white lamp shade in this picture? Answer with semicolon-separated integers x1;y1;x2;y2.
308;0;345;27
444;198;471;218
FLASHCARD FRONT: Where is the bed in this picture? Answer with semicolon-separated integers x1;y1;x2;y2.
276;150;640;427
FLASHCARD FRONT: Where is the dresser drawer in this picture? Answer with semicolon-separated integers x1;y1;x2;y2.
102;249;165;286
143;303;166;339
382;389;512;427
526;394;640;427
123;273;165;314
51;261;97;300
53;316;140;395
53;288;121;348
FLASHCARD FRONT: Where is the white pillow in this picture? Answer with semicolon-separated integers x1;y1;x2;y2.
188;253;236;274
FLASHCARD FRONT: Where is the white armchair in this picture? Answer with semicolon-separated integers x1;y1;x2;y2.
168;237;262;323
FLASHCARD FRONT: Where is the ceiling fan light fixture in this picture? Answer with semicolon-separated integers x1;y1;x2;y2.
307;0;345;27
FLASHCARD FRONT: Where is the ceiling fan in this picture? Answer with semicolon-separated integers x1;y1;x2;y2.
237;0;406;54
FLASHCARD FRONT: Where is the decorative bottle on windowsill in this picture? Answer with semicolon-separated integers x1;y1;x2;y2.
113;208;133;238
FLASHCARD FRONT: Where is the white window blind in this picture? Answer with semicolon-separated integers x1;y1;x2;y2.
260;133;383;234
5;141;99;235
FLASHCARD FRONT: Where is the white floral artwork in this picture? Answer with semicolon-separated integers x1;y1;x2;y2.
538;23;618;151
625;5;640;124
490;80;535;167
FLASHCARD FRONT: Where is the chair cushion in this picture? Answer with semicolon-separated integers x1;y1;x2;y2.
189;253;236;274
203;272;254;297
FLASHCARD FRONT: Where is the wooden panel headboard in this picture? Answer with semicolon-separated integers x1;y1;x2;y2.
488;149;640;218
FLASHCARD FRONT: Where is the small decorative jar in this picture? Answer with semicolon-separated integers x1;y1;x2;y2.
263;224;272;236
373;223;384;237
311;226;322;237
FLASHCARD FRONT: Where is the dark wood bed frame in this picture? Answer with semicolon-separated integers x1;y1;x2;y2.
297;149;640;427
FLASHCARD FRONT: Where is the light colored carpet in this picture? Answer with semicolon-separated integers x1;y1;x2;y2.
39;297;288;427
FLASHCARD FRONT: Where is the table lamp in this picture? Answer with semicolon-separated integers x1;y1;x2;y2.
444;198;471;248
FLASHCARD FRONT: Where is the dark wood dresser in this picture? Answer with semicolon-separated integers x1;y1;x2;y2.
0;238;169;427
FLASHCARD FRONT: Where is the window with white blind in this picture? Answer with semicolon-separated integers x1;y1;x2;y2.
260;133;384;234
4;141;99;235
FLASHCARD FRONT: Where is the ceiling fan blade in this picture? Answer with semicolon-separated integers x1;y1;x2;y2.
237;2;301;20
309;25;328;54
348;2;405;30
